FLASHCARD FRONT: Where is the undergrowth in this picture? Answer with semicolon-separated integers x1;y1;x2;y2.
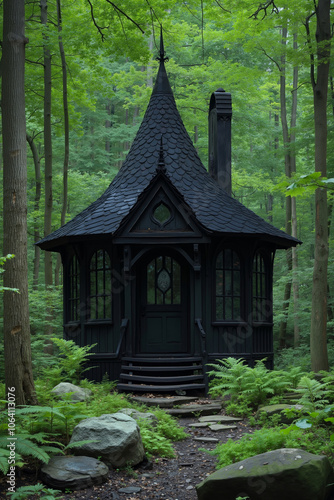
208;426;333;469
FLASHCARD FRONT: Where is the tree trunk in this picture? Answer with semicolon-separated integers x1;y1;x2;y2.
310;0;330;372
278;25;292;347
55;0;69;286
41;0;54;353
41;0;53;288
291;32;300;347
27;134;42;290
2;0;37;405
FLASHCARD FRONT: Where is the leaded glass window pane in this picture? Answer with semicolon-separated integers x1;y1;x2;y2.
69;256;80;322
252;252;268;322
146;256;181;305
89;250;112;320
215;249;241;320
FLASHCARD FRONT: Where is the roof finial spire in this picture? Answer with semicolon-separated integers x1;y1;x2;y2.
157;135;166;173
156;25;168;63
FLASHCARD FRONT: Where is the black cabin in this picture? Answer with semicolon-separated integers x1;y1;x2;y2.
38;39;300;393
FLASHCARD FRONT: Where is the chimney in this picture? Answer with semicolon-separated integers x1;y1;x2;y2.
208;88;232;196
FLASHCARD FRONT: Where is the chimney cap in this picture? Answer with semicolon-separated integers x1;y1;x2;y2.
209;89;232;116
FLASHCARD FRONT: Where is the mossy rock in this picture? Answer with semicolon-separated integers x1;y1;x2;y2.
196;448;334;500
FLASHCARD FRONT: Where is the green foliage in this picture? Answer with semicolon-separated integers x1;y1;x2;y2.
209;426;318;469
208;358;292;415
16;399;88;443
294;376;329;412
49;337;97;384
0;255;19;294
7;484;62;500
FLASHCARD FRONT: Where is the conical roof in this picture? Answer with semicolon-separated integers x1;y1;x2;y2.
38;48;300;251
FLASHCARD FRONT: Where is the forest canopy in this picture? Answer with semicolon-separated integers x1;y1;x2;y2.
1;0;334;403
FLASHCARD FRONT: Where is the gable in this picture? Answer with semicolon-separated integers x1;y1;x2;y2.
114;175;208;242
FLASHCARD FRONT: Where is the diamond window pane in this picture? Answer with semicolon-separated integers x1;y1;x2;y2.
153;203;171;225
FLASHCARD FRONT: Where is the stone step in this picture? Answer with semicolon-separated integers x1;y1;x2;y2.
129;395;199;408
167;403;222;417
198;415;242;423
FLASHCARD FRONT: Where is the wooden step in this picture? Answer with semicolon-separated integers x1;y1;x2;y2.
122;356;202;364
117;383;206;392
121;373;204;383
121;364;202;372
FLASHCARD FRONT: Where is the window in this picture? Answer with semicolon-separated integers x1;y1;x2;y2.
89;250;112;320
215;249;241;320
69;256;80;322
153;203;171;225
147;255;181;305
252;252;268;322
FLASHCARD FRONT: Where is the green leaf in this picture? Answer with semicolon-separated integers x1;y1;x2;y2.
295;418;312;429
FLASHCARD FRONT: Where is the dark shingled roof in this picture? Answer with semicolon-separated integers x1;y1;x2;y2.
37;58;300;251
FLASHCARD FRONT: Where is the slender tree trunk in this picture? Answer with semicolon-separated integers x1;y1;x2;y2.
41;0;53;287
2;0;37;405
278;26;292;347
55;0;69;286
291;32;300;347
27;134;41;290
309;0;330;372
41;0;54;352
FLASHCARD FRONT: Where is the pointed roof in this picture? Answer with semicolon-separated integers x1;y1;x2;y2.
37;34;300;251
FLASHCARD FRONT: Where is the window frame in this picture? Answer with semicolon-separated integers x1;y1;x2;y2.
214;248;242;322
89;249;112;321
68;255;80;323
252;250;271;323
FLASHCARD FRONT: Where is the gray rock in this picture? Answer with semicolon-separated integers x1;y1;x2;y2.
51;382;92;402
118;486;142;493
167;403;222;417
193;437;219;443
69;413;145;467
119;408;158;425
190;422;210;428
199;415;242;423
256;403;303;424
129;395;198;408
196;448;334;500
209;424;237;431
40;455;108;491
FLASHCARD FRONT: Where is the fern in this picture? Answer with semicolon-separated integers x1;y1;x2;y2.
7;483;62;500
50;337;97;384
295;376;329;412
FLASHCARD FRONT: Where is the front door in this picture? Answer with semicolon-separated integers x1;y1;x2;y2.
139;255;188;354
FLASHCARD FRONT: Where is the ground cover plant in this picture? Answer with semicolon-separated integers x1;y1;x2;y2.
207;357;304;416
0;339;188;499
207;356;334;470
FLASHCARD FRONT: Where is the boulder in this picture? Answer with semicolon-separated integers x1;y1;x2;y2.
119;408;158;426
51;382;92;402
40;455;108;491
196;448;334;500
69;413;145;467
256;404;303;424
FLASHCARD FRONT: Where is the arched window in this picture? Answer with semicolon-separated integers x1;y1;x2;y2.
69;255;80;322
252;252;268;322
89;250;112;320
215;249;241;320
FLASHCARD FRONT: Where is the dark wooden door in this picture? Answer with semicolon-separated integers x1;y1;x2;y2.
139;255;188;354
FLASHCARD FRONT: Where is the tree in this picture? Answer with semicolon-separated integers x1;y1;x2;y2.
2;0;37;405
308;0;331;371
